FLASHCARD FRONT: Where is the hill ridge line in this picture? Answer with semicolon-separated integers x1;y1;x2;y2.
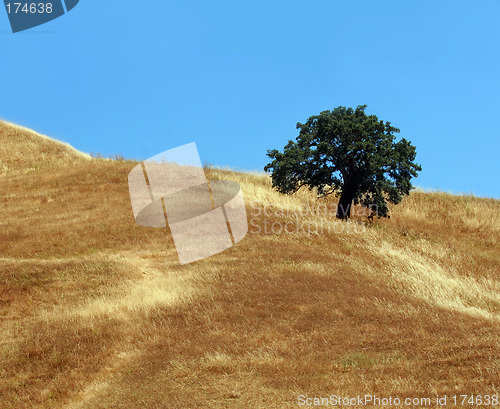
0;119;92;160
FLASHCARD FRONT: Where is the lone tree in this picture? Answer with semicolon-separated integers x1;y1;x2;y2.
264;105;422;219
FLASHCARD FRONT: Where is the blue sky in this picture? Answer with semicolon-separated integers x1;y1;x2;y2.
1;0;499;198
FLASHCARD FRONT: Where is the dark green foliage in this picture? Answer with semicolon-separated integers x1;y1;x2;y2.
264;105;422;218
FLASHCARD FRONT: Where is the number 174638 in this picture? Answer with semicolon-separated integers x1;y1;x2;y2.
5;3;53;14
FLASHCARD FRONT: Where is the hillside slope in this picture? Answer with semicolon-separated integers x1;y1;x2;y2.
0;120;91;175
0;122;498;408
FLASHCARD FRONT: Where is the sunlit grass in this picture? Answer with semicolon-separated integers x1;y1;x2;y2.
0;121;498;408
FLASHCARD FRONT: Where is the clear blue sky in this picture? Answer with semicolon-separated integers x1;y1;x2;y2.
1;1;499;198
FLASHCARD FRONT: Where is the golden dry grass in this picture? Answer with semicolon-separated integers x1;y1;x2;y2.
0;121;91;176
0;122;498;408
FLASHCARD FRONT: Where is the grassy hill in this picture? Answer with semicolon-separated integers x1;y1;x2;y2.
0;121;91;176
0;121;498;408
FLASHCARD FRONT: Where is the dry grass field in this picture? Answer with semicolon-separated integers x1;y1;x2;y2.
0;121;498;408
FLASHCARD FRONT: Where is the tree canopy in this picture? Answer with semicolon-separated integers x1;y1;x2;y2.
264;105;422;219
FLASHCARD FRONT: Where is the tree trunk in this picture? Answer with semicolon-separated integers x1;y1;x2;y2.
336;187;355;219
